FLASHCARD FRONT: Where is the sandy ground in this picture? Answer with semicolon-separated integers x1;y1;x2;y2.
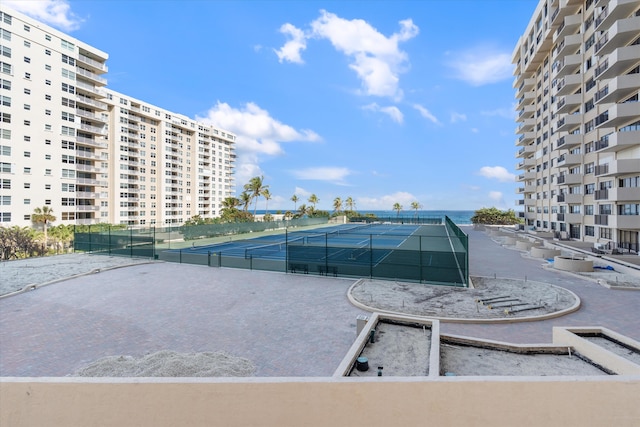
350;276;577;320
72;350;255;377
0;254;152;296
582;336;640;366
350;321;431;377
439;344;609;376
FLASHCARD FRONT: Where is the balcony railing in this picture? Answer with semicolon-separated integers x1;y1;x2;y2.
595;164;609;176
595;214;608;225
595;135;610;151
595;189;609;200
594;60;609;79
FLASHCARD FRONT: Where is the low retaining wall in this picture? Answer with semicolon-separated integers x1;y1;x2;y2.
553;256;593;272
515;240;534;250
530;247;561;259
2;377;639;427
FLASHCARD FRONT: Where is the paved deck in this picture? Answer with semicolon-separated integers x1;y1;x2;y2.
1;228;639;377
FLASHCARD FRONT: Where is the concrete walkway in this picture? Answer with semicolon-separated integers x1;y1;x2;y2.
1;228;639;377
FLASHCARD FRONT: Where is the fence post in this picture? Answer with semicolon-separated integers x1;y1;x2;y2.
153;227;156;260
108;226;111;255
179;249;182;264
130;228;133;258
369;234;373;279
419;235;423;283
285;228;289;274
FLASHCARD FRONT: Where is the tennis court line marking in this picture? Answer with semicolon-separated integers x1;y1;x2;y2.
444;224;466;285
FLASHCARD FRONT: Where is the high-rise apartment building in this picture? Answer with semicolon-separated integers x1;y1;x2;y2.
0;6;236;228
512;0;639;253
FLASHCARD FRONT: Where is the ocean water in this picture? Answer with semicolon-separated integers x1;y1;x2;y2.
357;210;475;225
257;210;475;225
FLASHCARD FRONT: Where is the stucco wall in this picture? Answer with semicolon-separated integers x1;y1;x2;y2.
2;377;640;427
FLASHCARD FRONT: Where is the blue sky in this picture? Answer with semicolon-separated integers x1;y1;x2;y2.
8;0;539;212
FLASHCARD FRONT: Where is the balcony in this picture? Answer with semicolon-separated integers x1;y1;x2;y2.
608;214;640;229
76;136;107;149
608;187;640;202
555;54;581;78
555;13;582;41
557;153;582;166
595;214;609;226
516;157;536;170
556;33;582;58
75;80;106;98
516;118;535;133
516;132;535;146
77;53;108;73
555;133;582;149
75;164;103;173
594;74;640;105
556;73;582;96
555;113;582;132
516;91;536;109
516;144;535;158
595;189;609;200
557;174;582;185
595;45;640;80
595;0;639;30
76;177;107;187
517;104;536;120
75;192;100;199
595;131;639;153
556;193;581;204
595;103;640;129
76;205;100;212
76;67;107;86
79;123;107;136
75;109;98;121
595;159;640;177
76;94;107;111
595;16;640;56
565;213;583;224
515;76;536;93
556;93;582;114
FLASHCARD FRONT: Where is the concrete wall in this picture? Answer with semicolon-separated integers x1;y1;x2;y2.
2;377;640;427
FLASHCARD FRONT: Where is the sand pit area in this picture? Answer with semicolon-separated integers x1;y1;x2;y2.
350;321;431;377
350;276;578;320
0;253;152;296
439;344;609;376
72;350;256;378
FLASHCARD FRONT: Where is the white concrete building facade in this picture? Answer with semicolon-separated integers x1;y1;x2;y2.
0;6;236;228
512;0;639;253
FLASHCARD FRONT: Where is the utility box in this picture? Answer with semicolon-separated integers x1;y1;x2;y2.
356;315;369;336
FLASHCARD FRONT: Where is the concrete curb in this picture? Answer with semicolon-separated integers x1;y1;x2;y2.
346;276;581;324
0;260;158;300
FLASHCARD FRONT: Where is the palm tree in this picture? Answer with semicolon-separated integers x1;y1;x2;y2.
411;201;421;218
244;176;268;217
32;206;56;247
345;196;355;214
297;203;308;217
308;194;319;210
221;197;240;210
291;194;299;211
262;188;272;217
239;191;252;212
333;197;343;213
392;203;403;218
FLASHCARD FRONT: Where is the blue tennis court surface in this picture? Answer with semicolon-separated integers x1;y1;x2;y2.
163;221;469;286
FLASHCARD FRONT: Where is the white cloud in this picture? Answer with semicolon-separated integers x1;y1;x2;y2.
362;103;403;124
489;191;503;201
4;0;83;31
276;11;418;99
447;47;512;86
197;102;320;186
274;23;307;64
413;104;440;125
290;167;352;185
478;166;516;182
481;107;516;120
293;187;311;198
450;112;467;123
357;191;417;210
